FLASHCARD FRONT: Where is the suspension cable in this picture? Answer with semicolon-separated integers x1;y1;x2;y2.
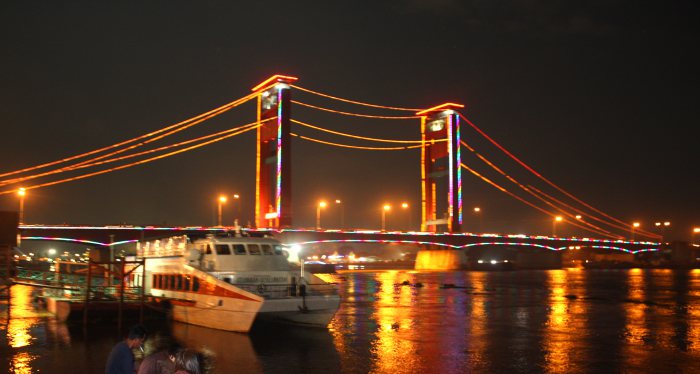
291;119;437;144
292;101;420;120
458;113;657;238
291;133;423;150
0;120;261;195
0;91;258;179
460;140;622;238
1;121;267;187
290;84;422;111
460;163;622;239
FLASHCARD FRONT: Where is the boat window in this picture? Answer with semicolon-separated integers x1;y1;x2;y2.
247;244;261;255
233;244;247;255
184;276;191;291
205;245;212;255
169;275;175;290
152;274;157;287
261;244;273;255
177;275;183;290
273;245;284;255
215;244;231;255
193;277;200;292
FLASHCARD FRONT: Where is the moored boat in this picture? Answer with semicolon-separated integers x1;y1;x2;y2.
138;234;340;332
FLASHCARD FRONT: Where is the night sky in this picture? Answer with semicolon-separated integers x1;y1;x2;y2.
1;1;698;240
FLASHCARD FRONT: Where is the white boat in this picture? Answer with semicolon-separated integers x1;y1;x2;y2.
138;234;340;333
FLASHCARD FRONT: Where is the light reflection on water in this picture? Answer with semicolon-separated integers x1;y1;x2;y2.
2;269;700;373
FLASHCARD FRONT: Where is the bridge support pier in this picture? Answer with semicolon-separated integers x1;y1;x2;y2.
415;246;468;270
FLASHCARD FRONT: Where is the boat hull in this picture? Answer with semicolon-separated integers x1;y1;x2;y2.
256;295;341;327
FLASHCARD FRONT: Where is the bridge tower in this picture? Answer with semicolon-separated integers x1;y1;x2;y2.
252;75;298;229
416;103;464;233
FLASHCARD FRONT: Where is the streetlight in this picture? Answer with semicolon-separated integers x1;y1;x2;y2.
231;194;240;224
631;222;640;241
217;195;227;226
401;202;410;231
316;201;327;229
335;199;344;228
552;216;563;237
381;204;391;231
474;207;482;232
17;187;26;225
692;227;700;244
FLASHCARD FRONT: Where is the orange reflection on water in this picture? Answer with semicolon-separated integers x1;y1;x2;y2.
542;269;581;373
7;285;40;374
369;271;419;374
688;269;700;350
624;269;649;345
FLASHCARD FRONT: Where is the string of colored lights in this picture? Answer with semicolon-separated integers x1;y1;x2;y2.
459;140;621;238
290;84;422;111
0;120;262;195
1;121;267;187
291;119;439;144
290;133;424;151
458;113;657;238
289;238;655;254
292;101;420;120
460;163;622;239
0;91;258;180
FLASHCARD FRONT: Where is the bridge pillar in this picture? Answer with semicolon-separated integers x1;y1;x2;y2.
416;103;464;233
252;75;298;229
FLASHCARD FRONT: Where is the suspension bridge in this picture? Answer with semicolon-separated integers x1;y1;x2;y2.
1;74;674;271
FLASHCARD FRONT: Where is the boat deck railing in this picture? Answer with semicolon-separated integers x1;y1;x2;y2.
234;282;338;299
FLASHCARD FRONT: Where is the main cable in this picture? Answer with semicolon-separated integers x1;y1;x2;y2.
291;133;423;150
460;163;622;239
291;119;439;144
1;120;268;187
0;90;258;179
458;113;658;238
291;84;422;111
0;120;261;195
292;101;420;120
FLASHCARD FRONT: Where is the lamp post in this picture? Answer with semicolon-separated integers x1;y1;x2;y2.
692;227;700;245
316;201;327;230
401;202;410;231
655;221;671;243
334;199;345;229
552;216;563;237
217;195;227;226
474;207;482;232
231;194;240;224
631;222;640;241
18;187;26;225
381;204;391;231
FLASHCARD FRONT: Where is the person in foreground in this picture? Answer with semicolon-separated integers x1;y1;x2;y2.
137;340;181;374
174;349;204;374
105;324;148;374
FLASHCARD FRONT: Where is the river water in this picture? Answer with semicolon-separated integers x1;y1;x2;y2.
2;268;700;373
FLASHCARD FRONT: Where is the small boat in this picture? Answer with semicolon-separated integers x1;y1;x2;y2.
139;234;340;333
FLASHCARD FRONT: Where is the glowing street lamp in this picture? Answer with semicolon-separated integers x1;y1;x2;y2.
217;195;227;226
552;216;563;237
474;207;483;232
401;202;411;230
17;187;26;225
692;227;700;244
335;199;344;229
631;222;640;241
316;201;327;230
381;204;391;231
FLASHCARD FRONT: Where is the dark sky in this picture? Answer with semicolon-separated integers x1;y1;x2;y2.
0;1;698;240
